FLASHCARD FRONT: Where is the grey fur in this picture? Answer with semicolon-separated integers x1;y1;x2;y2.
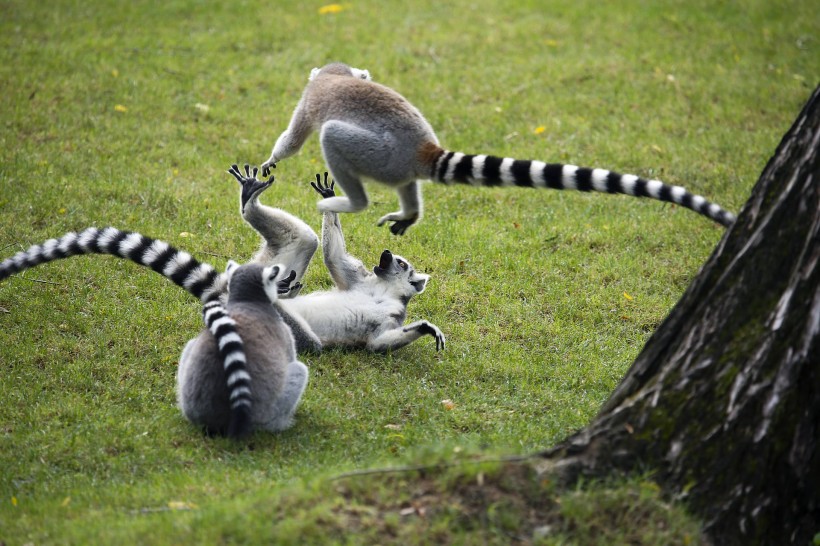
177;262;309;436
261;62;736;234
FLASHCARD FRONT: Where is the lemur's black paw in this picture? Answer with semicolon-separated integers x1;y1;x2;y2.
389;219;414;236
287;281;303;296
416;321;446;351
276;269;298;294
310;172;336;198
228;164;275;213
262;163;276;178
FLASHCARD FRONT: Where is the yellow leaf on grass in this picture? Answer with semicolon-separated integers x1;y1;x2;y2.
114;104;128;113
623;292;634;301
441;399;455;410
319;4;345;14
533;125;546;135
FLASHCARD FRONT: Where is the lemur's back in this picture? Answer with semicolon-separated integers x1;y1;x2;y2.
178;302;294;433
306;74;436;142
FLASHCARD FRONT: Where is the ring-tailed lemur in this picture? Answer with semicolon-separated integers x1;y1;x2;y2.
232;167;445;353
0;227;306;438
179;261;308;437
260;62;736;234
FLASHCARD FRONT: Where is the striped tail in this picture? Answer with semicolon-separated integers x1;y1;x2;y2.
202;300;253;439
0;227;226;303
430;151;736;227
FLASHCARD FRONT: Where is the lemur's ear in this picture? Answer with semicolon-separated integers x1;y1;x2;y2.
410;273;429;293
309;67;320;81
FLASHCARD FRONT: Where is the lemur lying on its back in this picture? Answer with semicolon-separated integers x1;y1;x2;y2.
0;226;307;439
261;62;736;234
228;165;445;353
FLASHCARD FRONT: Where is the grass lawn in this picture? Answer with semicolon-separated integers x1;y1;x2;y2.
0;0;816;542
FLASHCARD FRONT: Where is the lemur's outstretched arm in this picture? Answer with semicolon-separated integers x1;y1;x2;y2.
226;165;324;353
367;320;446;353
311;173;370;291
228;164;319;296
261;98;313;174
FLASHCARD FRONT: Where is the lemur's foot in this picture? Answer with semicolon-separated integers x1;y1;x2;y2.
310;172;336;199
377;211;419;236
227;164;274;213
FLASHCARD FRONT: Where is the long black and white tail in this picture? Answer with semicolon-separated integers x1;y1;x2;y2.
0;226;253;438
0;227;226;302
202;300;253;439
430;151;736;227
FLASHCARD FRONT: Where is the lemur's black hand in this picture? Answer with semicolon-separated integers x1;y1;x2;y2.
286;281;303;296
228;163;275;185
276;269;298;294
310;172;336;198
227;164;275;213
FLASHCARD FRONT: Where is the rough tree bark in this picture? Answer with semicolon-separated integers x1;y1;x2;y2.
539;85;819;545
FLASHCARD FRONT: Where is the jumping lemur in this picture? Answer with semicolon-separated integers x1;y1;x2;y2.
0;227;306;439
260;62;736;234
229;166;445;353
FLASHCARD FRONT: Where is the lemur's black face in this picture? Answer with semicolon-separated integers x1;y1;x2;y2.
373;249;396;277
373;250;429;294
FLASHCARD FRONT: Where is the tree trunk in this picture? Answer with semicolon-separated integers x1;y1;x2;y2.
539;85;820;545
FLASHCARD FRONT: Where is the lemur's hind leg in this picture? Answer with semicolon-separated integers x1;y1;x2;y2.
318;121;420;233
227;164;319;296
377;181;422;235
316;120;380;214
